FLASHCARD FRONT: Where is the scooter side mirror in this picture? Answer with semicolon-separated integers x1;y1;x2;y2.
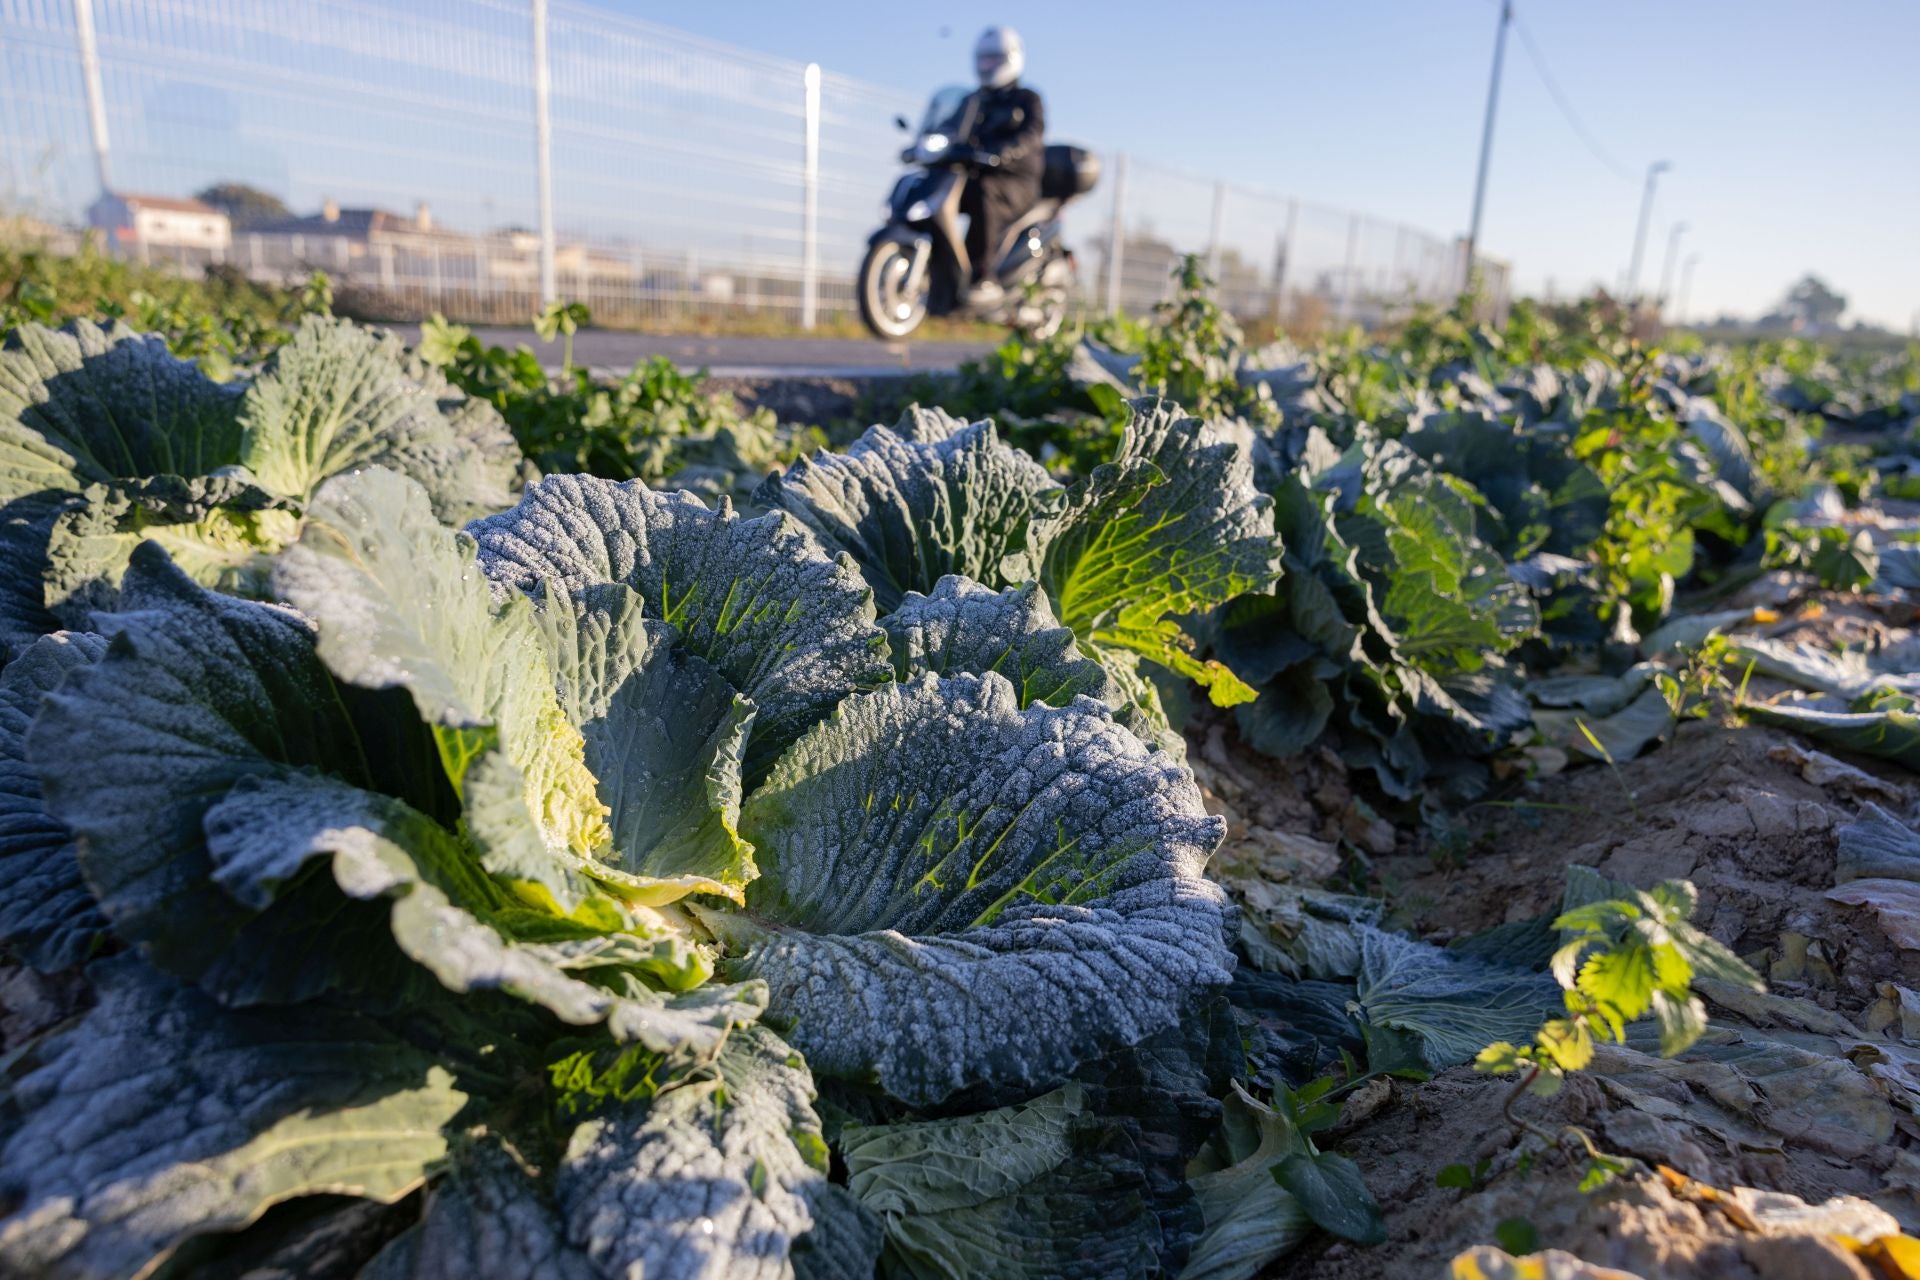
893;114;911;131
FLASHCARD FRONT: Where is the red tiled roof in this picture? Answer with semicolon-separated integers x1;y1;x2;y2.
117;193;221;215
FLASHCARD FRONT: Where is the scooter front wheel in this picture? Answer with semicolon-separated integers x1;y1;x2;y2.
1013;254;1074;341
858;240;929;340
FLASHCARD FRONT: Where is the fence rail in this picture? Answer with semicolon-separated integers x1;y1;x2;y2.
0;0;1509;330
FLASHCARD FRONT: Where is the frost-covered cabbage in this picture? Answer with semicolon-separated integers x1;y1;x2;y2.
756;398;1281;741
0;316;524;662
0;465;1235;1278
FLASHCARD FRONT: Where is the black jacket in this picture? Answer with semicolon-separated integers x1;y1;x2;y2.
965;83;1044;182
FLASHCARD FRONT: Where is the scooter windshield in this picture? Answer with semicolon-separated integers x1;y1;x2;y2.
919;86;972;137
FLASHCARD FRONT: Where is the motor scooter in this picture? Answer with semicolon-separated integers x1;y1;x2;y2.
858;85;1099;341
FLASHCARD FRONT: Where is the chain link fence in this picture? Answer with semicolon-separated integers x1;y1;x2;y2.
1;0;1508;330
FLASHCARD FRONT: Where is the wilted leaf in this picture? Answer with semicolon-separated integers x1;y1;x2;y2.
1271;1152;1385;1245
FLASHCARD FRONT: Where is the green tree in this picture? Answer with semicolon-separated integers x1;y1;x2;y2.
1777;274;1847;328
193;182;291;227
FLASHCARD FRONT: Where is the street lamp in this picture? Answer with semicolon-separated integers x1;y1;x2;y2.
1676;253;1701;327
1657;221;1690;313
1623;160;1670;304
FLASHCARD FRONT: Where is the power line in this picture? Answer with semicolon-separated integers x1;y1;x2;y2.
1508;9;1638;182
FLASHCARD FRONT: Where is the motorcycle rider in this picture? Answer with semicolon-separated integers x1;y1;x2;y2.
955;26;1044;307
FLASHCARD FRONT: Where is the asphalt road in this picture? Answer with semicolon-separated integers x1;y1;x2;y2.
398;326;993;378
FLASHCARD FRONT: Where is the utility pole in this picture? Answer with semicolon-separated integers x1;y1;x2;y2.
72;0;112;194
1675;252;1700;327
1623;160;1669;304
1656;220;1689;312
1205;181;1226;281
531;0;557;306
1462;0;1512;293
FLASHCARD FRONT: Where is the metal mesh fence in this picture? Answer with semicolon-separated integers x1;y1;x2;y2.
0;0;1508;330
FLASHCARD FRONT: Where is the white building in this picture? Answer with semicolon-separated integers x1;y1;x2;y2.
240;200;632;298
87;192;232;256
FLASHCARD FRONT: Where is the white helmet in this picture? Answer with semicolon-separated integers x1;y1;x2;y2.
974;26;1024;89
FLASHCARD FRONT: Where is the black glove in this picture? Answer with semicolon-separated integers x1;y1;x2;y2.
949;143;1000;169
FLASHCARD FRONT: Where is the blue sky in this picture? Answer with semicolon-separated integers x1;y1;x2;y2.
629;0;1920;329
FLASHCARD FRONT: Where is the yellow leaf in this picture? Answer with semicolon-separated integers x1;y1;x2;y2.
1655;1164;1760;1232
1842;1233;1920;1279
1537;1018;1594;1073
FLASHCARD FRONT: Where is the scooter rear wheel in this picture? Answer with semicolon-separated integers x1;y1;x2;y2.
858;240;928;340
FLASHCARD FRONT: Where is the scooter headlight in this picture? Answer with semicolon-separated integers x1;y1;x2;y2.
905;198;934;221
911;133;950;165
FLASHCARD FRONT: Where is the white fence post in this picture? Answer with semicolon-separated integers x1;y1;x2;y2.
1102;152;1128;314
531;0;557;306
800;62;821;330
72;0;112;193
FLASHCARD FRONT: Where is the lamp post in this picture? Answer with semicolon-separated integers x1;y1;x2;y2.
1656;220;1690;313
1623;160;1670;304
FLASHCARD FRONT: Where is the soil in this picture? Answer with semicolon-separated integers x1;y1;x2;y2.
1187;653;1920;1278
1379;717;1918;1008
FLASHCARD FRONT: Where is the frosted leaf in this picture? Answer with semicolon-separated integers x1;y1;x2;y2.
1354;926;1558;1068
0;956;465;1280
202;772;761;1052
755;409;1062;612
718;673;1232;1105
238;315;520;522
558;1024;876;1280
1036;398;1279;712
26;544;431;993
467;472;889;780
879;576;1119;712
0;630;109;969
361;1142;597;1280
532;582;757;901
0;320;242;500
274;467;607;907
